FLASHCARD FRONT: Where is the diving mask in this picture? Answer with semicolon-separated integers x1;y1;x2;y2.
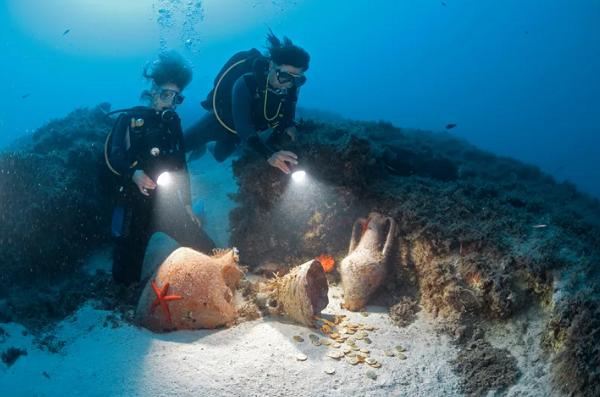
275;69;306;87
158;88;185;105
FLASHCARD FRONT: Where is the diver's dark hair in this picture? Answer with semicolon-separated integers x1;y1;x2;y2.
266;30;310;71
143;50;193;90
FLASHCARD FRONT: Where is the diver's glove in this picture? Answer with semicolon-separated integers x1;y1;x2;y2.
267;150;298;174
132;170;157;196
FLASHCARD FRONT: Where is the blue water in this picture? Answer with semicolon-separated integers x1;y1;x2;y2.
1;0;599;197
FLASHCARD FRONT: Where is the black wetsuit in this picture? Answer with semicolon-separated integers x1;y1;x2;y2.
184;57;298;161
109;107;216;285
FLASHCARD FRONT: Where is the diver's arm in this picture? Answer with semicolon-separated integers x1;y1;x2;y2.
232;78;298;173
231;77;274;158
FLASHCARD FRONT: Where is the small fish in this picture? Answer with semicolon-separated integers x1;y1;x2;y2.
62;29;71;36
21;93;31;99
441;1;447;5
445;123;457;130
316;254;335;273
532;224;547;229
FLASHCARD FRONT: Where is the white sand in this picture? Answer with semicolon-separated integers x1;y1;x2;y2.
0;284;462;397
0;153;550;396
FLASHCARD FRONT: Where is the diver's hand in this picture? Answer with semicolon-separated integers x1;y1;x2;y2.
267;150;298;174
132;170;157;196
185;204;202;228
284;126;297;141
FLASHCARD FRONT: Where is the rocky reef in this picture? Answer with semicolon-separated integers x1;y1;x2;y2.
230;118;600;396
1;105;599;395
0;104;115;287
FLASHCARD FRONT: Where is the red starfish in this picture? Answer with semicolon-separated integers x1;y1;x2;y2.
150;280;183;324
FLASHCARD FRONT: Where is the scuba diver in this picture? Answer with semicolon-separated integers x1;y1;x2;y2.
185;31;310;174
106;51;216;285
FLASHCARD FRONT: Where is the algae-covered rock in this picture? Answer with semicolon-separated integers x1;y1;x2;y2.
230;117;600;396
0;104;114;286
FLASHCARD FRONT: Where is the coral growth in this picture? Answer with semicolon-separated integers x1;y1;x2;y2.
1;347;27;367
315;254;335;273
389;296;420;327
544;296;600;397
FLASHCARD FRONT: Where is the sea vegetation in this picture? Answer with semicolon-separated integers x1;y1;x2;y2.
0;105;135;332
231;117;600;396
0;106;598;395
0;104;114;285
1;347;27;367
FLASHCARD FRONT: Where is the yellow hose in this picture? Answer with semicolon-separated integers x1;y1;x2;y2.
213;58;284;134
104;130;121;176
213;60;246;134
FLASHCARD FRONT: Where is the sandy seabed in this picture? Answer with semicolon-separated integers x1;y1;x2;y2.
0;285;462;396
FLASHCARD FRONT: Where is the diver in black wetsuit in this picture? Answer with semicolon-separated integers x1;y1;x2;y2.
107;51;216;285
185;32;310;174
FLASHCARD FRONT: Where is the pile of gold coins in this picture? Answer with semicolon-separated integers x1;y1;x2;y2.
291;315;408;380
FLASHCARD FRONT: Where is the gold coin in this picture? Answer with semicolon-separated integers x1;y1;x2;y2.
346;356;359;365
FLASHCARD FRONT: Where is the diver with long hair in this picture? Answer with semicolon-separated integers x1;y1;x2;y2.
185;31;310;174
107;51;216;285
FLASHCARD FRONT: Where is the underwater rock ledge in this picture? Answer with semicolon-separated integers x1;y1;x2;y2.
230;117;600;396
0;104;114;287
0;105;598;395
